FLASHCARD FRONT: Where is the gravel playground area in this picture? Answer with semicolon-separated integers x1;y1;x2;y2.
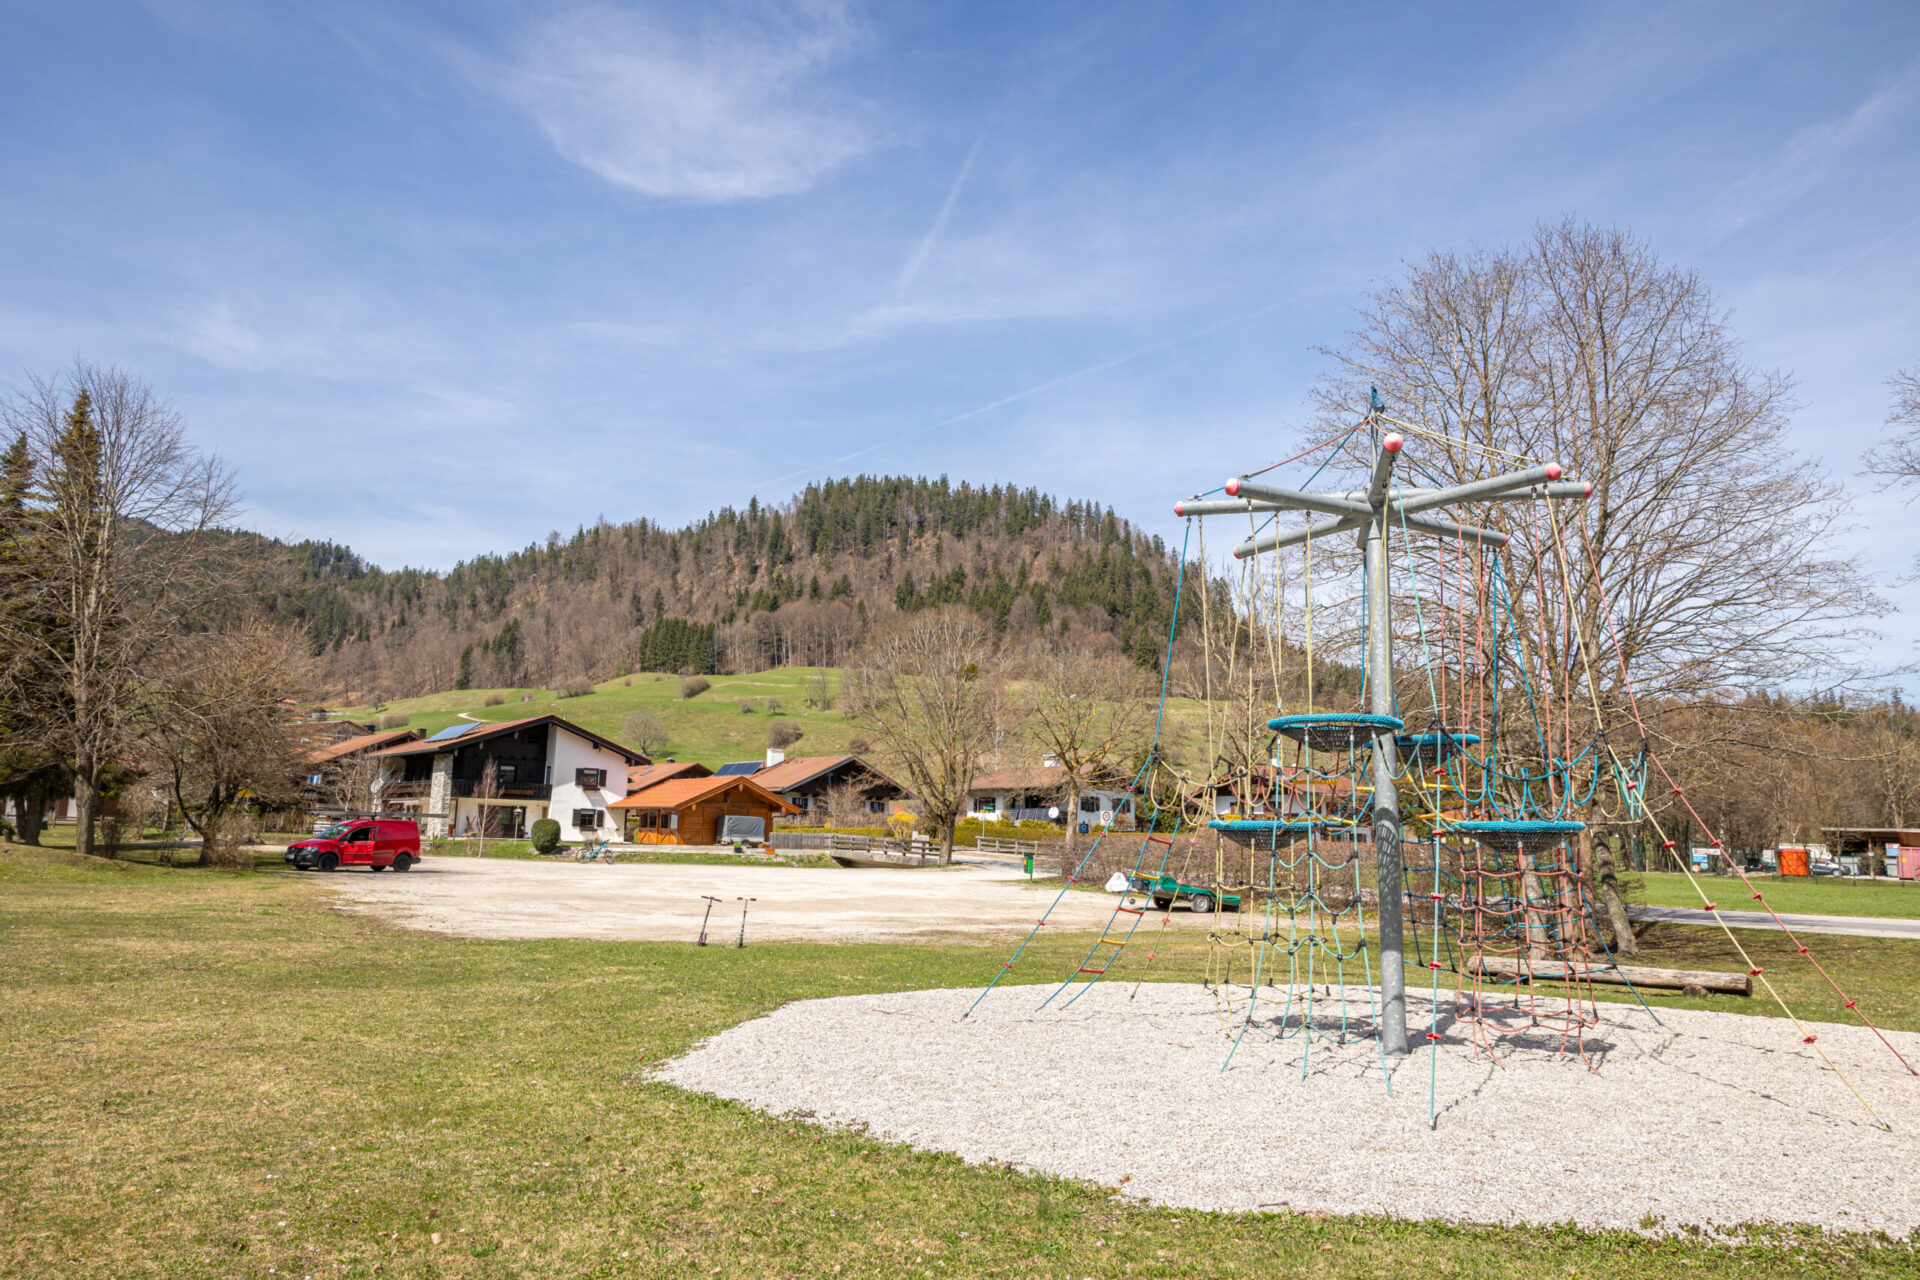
659;982;1920;1237
319;855;1120;942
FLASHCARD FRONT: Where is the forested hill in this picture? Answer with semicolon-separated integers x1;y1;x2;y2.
250;476;1190;701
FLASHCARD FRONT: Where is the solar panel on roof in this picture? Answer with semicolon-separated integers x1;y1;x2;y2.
715;761;762;776
425;721;485;742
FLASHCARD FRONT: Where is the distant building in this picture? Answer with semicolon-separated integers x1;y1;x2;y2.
625;760;714;795
609;774;800;845
966;765;1133;827
367;715;648;842
750;753;909;820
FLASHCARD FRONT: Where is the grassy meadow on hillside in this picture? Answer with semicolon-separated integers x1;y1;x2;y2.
345;667;1226;771
344;668;856;766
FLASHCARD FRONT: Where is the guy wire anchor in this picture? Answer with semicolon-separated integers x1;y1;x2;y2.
735;897;757;949
696;895;723;946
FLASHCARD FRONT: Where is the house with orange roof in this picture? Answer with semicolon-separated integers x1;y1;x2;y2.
608;774;799;845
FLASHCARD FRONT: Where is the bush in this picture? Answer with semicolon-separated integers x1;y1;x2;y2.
529;818;561;854
482;692;505;707
765;698;782;714
739;699;755;714
679;676;711;700
847;736;871;755
556;677;594;698
767;719;805;750
375;712;410;730
520;692;534;702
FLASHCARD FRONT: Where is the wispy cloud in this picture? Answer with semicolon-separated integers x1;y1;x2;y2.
752;296;1297;492
491;1;874;202
896;134;984;290
1715;55;1920;236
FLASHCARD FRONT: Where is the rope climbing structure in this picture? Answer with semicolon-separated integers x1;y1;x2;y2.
967;395;1913;1131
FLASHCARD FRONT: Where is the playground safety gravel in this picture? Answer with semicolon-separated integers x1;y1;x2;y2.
657;982;1920;1237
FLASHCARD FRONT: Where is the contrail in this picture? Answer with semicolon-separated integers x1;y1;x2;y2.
752;296;1300;495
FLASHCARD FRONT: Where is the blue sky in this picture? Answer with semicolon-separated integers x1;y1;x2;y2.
4;1;1919;674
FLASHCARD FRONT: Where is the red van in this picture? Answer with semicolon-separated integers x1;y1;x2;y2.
285;819;421;872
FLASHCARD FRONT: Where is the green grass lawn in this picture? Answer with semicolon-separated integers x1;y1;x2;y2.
340;668;853;767
3;844;1916;1278
1636;870;1920;919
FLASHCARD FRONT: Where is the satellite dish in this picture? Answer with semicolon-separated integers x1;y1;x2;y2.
1047;806;1060;820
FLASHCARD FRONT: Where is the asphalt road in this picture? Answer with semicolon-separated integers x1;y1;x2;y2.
1629;904;1920;941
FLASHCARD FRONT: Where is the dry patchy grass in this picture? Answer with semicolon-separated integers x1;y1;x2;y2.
1;845;1915;1278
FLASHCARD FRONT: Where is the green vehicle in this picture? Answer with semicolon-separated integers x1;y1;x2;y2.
1127;873;1241;914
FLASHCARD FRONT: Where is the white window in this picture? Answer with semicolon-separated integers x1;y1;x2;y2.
573;809;601;830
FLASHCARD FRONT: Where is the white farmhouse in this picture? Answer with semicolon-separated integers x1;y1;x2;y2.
367;715;647;842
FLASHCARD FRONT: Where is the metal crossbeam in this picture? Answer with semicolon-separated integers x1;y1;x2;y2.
1172;427;1590;1059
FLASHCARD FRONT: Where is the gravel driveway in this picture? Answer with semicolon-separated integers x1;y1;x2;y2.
660;981;1920;1236
318;854;1125;942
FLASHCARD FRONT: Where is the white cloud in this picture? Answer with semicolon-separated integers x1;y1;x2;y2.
1715;56;1920;236
496;2;874;202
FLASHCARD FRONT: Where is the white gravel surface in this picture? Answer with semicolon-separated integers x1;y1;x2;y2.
658;982;1920;1237
321;856;1117;941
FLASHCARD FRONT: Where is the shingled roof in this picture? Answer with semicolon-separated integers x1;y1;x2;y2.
608;774;799;814
306;728;418;765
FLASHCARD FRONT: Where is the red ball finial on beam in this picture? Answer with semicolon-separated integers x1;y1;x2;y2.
1383;434;1403;453
1224;477;1242;497
1545;463;1563;481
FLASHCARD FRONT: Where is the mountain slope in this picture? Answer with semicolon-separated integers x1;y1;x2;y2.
257;476;1189;701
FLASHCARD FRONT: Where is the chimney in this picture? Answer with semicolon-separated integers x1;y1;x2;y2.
765;747;785;768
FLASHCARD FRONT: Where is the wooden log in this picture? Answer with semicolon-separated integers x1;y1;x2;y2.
1468;955;1751;996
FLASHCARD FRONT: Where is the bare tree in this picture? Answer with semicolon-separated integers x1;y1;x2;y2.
324;750;384;819
142;623;312;867
0;366;236;857
1877;364;1920;487
620;709;669;758
1016;638;1153;855
1322;219;1878;707
841;609;1001;862
474;758;501;857
1317;219;1883;934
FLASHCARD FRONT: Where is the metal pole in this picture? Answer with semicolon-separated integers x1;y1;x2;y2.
1365;466;1410;1058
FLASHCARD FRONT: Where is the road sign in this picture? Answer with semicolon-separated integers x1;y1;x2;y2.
1098;809;1114;826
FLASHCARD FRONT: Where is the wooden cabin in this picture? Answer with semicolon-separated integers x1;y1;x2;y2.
610;774;799;845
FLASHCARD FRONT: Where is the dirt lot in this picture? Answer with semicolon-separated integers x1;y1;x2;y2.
318;854;1133;942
